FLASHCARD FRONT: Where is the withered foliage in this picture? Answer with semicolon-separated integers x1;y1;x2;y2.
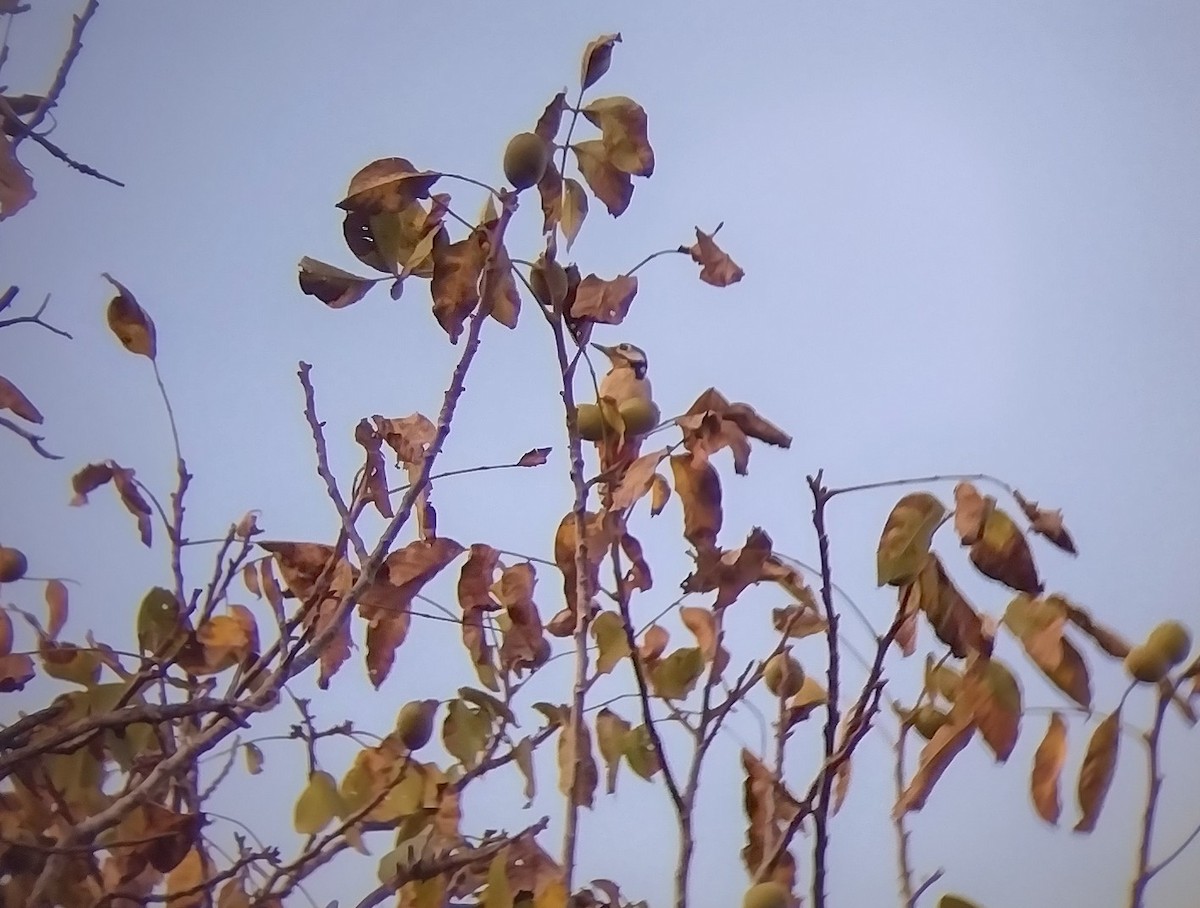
1;22;1189;908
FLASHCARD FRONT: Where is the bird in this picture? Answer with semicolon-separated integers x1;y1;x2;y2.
592;342;661;437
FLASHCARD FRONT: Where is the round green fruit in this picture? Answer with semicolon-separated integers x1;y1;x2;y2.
1146;620;1191;666
911;705;950;741
395;699;437;750
0;546;28;583
763;653;804;698
1124;644;1170;683
618;397;660;435
743;881;790;908
577;403;606;441
502;132;549;191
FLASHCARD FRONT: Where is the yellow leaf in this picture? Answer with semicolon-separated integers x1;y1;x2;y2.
293;770;342;835
244;743;263;775
595;707;632;794
571;140;633;217
561;177;588;250
1031;712;1067;825
581;96;654;177
557;722;598;808
877;493;946;587
895;708;975;816
483;851;514;908
591;610;630;675
165;847;210;908
649;646;704;700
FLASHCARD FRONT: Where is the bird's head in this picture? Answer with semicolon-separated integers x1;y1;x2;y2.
592;342;649;380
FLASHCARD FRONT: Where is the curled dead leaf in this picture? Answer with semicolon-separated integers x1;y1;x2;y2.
687;226;744;287
0;374;42;423
102;273;156;360
580;33;622;91
298;257;375;309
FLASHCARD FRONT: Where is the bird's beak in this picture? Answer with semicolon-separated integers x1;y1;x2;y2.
591;343;616;361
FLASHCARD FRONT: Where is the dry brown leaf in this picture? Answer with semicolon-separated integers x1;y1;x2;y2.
359;538;464;688
877;493;946;587
684;526;775;609
69;460;152;546
497;562;549;674
970;503;1042;594
687;227;744;287
1062;600;1131;659
431;228;488;343
609;447;669;511
517;447;551;467
569;273;638;324
580;33;622;91
618;532;652;596
1031;711;1067;825
552;509;616;621
679;388;791;476
572;140;633;217
337;157;440;215
920;555;987;659
895;707;976;816
537;158;564;235
44;579;68;640
669;452;722;553
639;624;669;663
0;374;42;423
0;131;34;220
1014;489;1077;555
354;418;393;518
953;482;988;545
772;603;828;639
535;91;567;142
1074;708;1120;833
959;657;1021;762
165;846;211;908
1004;595;1092;709
581;96;654;177
102;273;156;360
483;240;520;329
649;473;671;517
740;749;801;886
297;257;375;309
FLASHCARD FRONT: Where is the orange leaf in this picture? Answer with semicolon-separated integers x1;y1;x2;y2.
610;447;669;511
895;708;976;816
952;482;988;545
44;579;68;641
1031;712;1067;825
1074;708;1120;833
687;226;744;287
569;273;637;325
102;273;157;359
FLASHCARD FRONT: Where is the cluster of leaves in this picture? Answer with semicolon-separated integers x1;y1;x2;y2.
4;17;1200;908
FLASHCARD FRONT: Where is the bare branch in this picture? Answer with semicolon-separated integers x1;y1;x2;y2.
12;0;99;148
0;414;60;459
0;291;73;338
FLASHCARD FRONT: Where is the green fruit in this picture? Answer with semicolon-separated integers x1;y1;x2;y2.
530;257;569;309
395;699;437;750
502;132;549;191
618;397;660;435
911;705;950;740
1125;644;1170;683
1146;620;1191;666
763;653;804;698
743;881;790;908
0;546;27;583
577;403;606;441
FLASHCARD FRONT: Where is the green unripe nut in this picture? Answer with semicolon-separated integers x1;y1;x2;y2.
911;705;950;741
576;403;606;441
763;653;804;698
395;699;437;751
1146;620;1191;666
502;132;549;191
0;546;28;583
1124;644;1171;684
743;881;790;908
618;397;660;435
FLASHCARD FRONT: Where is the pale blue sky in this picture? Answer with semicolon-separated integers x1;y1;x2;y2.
3;3;1200;907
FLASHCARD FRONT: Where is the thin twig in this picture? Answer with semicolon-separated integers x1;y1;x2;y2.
828;472;1014;500
0;292;73;338
894;723;915;906
1129;686;1172;908
909;869;945;907
298;362;368;562
0;93;123;186
0;414;60;459
810;471;839;908
12;0;98;147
